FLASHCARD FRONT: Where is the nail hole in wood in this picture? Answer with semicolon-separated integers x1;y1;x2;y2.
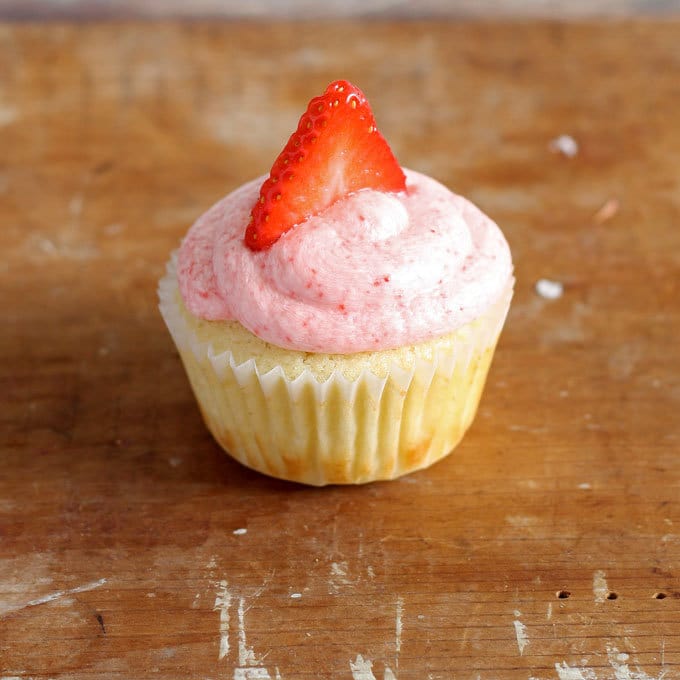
606;592;618;600
556;590;571;599
654;592;667;599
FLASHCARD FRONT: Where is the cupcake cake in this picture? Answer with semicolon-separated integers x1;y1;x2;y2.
159;80;513;486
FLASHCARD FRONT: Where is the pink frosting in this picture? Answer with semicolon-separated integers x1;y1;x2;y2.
177;169;512;354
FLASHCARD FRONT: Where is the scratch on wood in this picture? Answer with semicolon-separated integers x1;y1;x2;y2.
243;571;275;614
350;655;377;680
1;578;107;617
233;670;273;679
606;644;662;680
555;662;597;679
513;613;529;656
661;638;665;668
506;515;538;527
237;596;257;667
555;644;667;680
593;570;609;603
395;596;404;660
329;560;353;594
207;555;218;569
213;574;279;678
213;580;231;660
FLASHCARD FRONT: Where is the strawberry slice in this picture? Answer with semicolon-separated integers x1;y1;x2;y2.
245;80;406;250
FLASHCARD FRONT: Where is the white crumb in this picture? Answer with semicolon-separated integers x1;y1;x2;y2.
535;278;564;300
549;134;579;158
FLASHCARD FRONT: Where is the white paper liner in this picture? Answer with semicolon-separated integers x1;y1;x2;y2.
159;254;513;485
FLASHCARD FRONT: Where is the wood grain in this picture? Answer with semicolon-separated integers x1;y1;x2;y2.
1;20;680;680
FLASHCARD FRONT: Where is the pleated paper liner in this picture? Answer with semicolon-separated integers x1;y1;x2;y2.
159;254;513;485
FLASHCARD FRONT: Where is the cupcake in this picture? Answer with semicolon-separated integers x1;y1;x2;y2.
159;80;513;486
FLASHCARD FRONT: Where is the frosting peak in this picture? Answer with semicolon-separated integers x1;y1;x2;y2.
178;169;512;354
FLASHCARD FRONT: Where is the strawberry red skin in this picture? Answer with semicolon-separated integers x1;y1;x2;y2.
245;80;406;251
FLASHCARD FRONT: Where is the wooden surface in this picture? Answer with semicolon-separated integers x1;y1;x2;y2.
1;19;680;680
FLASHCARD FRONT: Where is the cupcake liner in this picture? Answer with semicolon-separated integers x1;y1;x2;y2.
159;254;513;485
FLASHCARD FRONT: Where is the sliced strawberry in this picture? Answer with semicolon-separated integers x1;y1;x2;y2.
245;80;406;251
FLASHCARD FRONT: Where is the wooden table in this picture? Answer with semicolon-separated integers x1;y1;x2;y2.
1;20;679;680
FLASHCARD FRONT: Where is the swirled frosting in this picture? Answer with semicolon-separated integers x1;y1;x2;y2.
177;169;512;354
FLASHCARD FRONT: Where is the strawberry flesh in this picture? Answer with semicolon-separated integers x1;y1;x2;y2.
245;80;406;250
